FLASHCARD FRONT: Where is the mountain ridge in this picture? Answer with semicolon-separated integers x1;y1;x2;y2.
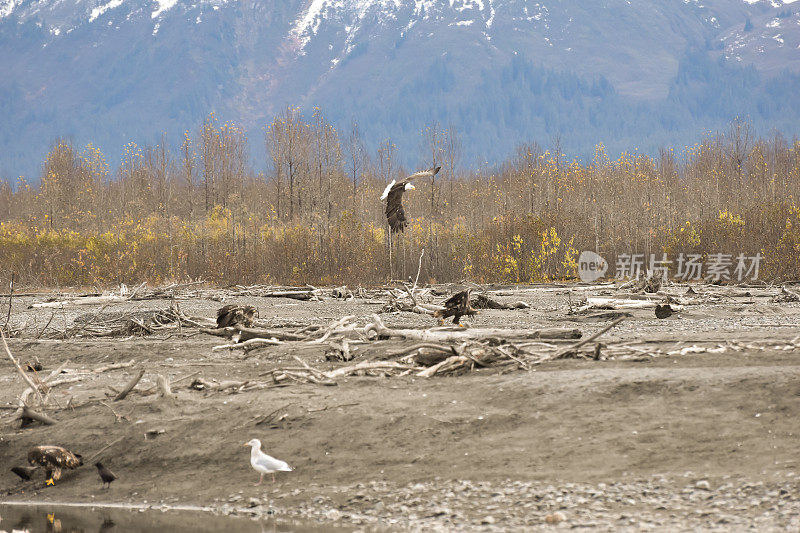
1;0;799;178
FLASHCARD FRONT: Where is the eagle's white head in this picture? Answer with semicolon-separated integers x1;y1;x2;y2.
405;183;415;191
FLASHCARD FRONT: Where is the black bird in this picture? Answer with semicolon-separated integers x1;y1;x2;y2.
11;465;38;480
433;288;478;326
381;166;440;233
216;305;257;329
12;514;33;531
28;445;83;485
655;304;674;319
95;462;117;489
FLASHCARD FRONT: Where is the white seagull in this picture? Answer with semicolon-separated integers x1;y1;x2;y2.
244;438;292;485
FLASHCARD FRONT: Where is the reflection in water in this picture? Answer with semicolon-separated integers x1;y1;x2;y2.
0;504;343;533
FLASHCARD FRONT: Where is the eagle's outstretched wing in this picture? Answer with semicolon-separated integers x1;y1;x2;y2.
404;166;441;181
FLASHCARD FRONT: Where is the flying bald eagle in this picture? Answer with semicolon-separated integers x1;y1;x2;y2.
216;304;257;329
381;166;441;232
28;445;83;485
433;288;478;326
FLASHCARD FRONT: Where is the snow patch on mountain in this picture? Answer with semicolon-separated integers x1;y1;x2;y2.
1;0;235;25
90;0;125;22
412;0;435;17
290;0;502;53
0;0;18;19
152;0;179;19
291;0;327;45
291;0;403;50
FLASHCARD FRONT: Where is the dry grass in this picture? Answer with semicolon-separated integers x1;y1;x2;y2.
1;116;798;286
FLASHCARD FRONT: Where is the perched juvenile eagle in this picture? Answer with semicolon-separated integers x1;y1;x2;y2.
434;288;478;326
27;445;83;485
381;166;441;232
216;304;257;329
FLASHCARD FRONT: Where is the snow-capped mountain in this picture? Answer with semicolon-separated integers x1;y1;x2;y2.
1;0;799;177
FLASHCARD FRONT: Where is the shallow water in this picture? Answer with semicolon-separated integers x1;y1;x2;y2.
0;503;342;533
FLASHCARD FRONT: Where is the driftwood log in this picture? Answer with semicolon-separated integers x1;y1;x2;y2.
383;343;456;360
113;367;145;401
553;317;626;359
30;294;127;308
2;329;46;407
6;352;136;424
201;326;305;342
472;294;530;310
365;314;580;342
211;338;283;352
20;406;57;426
417;355;468;378
190;378;250;392
257;290;319;300
382;298;445;315
259;357;416;386
202;316;364;354
578;298;684;312
227;316;642;386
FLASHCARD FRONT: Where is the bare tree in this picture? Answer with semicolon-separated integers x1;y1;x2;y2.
0;179;12;221
377;139;397;187
442;124;462;212
346;120;367;209
145;133;172;216
266;106;307;220
200;114;217;213
420;122;444;219
180;130;197;219
725;116;752;189
39;139;98;229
